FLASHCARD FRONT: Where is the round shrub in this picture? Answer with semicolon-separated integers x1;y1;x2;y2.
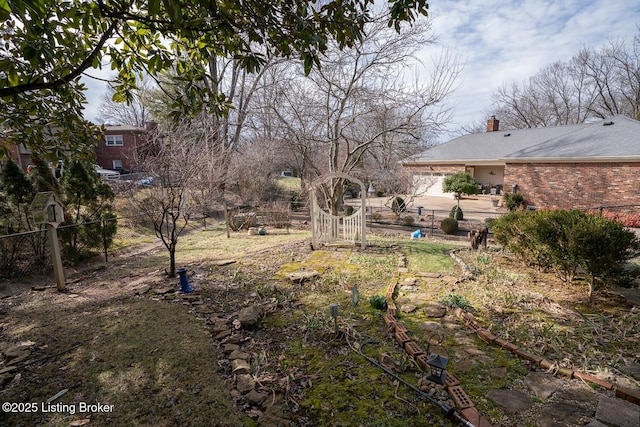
440;217;458;234
402;216;415;226
504;193;525;211
492;209;640;298
449;205;463;220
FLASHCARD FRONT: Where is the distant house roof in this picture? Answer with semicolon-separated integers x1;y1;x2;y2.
403;116;640;165
104;125;146;132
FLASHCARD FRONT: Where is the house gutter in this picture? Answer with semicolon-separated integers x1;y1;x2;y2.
502;156;640;163
401;159;506;166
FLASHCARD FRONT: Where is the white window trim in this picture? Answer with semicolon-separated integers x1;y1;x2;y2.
106;135;124;146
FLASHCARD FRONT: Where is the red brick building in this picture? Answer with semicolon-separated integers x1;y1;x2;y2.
97;122;157;172
3;122;157;174
5;143;31;171
401;116;640;210
2;143;60;174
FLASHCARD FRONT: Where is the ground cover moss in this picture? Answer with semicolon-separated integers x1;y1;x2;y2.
261;245;463;426
399;240;459;273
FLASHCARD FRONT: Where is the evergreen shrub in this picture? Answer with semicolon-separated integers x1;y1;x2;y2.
392;197;406;214
492;209;639;297
440;217;458;235
449;205;463;220
503;193;525;211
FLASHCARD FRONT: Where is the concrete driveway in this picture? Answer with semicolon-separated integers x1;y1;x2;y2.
366;193;506;223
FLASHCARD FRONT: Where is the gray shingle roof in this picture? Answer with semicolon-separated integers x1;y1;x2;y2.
506;116;640;160
405;116;640;164
104;125;145;132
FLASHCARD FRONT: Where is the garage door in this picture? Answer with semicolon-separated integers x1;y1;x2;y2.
412;173;449;197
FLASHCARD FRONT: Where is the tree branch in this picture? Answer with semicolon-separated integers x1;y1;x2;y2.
0;20;118;98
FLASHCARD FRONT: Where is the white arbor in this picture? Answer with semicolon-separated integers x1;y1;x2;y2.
310;173;366;249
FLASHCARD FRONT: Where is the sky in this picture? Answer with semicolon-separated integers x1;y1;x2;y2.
80;0;640;140
423;0;640;138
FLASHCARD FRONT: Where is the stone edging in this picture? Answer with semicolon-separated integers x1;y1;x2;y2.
384;256;494;427
449;249;640;408
452;306;640;407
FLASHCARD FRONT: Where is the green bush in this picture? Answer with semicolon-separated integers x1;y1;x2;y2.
493;210;584;281
369;295;388;311
569;213;639;294
449;205;463;220
504;193;525;211
392;197;406;214
492;209;639;298
402;216;415;226
442;172;478;197
440;217;458;234
484;217;496;230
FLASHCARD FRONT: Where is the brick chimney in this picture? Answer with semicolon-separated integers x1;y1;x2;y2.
144;121;158;131
487;116;499;132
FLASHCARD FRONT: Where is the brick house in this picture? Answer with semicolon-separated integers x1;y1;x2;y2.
3;122;157;174
97;122;157;172
5;143;31;171
2;143;62;175
401;115;640;209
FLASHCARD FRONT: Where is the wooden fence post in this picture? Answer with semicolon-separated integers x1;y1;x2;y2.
47;224;65;291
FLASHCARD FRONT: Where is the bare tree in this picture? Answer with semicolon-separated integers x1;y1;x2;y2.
491;30;640;129
145;54;279;189
265;14;460;214
577;37;640;120
225;145;283;206
96;78;153;126
243;64;320;196
125;123;224;277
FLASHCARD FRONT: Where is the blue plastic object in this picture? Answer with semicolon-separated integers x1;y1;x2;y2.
176;268;193;293
411;229;424;239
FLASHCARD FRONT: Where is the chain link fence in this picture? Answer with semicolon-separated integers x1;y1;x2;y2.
0;215;162;282
0;229;50;280
4;202;638;284
584;204;640;228
364;204;500;236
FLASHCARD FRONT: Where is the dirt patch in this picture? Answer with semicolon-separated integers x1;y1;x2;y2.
0;292;244;426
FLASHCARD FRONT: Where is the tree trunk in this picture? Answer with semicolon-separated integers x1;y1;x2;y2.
169;246;176;278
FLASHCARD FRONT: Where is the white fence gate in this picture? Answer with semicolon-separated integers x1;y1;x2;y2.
310;173;366;249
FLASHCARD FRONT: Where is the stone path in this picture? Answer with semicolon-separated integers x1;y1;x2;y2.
397;273;640;427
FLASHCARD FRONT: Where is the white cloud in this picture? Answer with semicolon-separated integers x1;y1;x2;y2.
425;0;640;138
80;63;114;124
81;77;109;124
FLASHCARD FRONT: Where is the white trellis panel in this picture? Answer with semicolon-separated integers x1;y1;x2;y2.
310;173;366;249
